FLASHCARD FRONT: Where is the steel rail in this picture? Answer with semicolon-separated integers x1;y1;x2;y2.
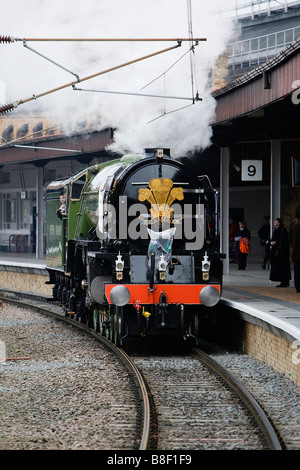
193;348;283;450
118;347;151;450
0;291;151;450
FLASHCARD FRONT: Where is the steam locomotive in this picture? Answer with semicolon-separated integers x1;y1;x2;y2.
46;148;224;345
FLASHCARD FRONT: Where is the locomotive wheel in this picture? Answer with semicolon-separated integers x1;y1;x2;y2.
108;311;114;342
106;326;111;340
93;310;99;332
112;307;123;346
85;309;93;328
192;312;200;339
75;300;83;322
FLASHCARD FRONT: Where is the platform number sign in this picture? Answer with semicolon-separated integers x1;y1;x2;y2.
241;160;263;181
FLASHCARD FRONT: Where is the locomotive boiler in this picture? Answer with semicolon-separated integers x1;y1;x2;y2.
46;148;224;345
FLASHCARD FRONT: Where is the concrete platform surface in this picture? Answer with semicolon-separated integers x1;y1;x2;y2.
223;262;300;341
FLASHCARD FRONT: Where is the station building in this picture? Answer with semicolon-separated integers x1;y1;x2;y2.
0;114;114;257
212;1;300;272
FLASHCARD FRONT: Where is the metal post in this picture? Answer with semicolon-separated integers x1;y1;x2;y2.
270;139;281;233
36;167;44;259
220;147;230;275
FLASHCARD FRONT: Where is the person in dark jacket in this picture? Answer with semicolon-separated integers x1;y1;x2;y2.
289;212;300;293
269;218;291;287
258;217;270;270
234;220;251;270
56;191;66;220
229;217;237;263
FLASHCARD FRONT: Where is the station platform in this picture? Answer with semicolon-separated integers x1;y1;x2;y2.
0;253;299;342
0;253;46;274
223;262;300;342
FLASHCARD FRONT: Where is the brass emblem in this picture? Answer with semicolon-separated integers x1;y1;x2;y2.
138;178;184;224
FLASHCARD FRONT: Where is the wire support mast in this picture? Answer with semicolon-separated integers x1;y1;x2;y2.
187;0;197;102
0;43;183;115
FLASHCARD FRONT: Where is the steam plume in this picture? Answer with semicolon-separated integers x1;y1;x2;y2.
0;0;235;157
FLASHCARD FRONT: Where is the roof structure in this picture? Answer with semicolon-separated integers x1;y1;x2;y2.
211;40;300;147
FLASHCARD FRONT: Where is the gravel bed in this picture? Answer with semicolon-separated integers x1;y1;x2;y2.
210;350;300;450
133;354;268;450
0;303;140;450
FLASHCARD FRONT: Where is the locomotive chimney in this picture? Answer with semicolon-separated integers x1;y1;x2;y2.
144;148;171;158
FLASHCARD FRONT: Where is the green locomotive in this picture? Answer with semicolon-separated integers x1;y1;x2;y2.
46;149;223;345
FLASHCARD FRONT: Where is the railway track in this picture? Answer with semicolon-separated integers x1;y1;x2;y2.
130;346;282;450
0;290;285;450
193;348;281;449
0;292;151;450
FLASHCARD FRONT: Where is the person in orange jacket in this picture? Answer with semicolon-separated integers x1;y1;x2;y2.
234;220;251;270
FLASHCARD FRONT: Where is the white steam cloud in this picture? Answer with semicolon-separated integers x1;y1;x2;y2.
0;0;235;157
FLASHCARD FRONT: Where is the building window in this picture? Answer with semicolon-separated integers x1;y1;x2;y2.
1;193;29;230
2;193;17;230
0;171;10;184
71;174;87;200
19;197;29;230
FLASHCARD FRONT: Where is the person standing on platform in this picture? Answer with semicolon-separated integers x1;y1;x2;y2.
258;217;271;270
229;218;237;263
289;212;300;293
234;220;251;270
269;218;291;287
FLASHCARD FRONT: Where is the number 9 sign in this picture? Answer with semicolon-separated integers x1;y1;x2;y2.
241;160;263;181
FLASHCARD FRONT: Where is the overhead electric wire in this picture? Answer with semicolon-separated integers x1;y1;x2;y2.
73;86;196;101
147;103;196;124
0;32;205;116
0;43;182;115
144;1;202;123
140;47;193;91
13;145;82;153
0;124;62;148
0;35;206;43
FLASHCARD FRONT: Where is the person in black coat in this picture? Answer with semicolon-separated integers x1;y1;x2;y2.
234;220;251;270
257;217;270;269
269;218;291;287
289;212;300;293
